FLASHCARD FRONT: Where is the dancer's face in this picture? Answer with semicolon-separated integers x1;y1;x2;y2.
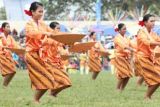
32;6;44;20
145;16;155;29
54;24;60;32
92;33;96;40
119;25;126;36
3;24;11;34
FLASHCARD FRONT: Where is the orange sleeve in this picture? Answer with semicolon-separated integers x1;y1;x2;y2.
25;22;43;39
153;32;160;42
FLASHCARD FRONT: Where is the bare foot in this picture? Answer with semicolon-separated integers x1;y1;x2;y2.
34;99;40;104
144;96;151;100
2;86;7;89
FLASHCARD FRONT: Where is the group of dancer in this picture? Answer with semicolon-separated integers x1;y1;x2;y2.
0;1;160;103
0;1;107;103
112;14;160;99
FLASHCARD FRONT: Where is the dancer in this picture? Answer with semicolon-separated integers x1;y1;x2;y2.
88;32;106;80
113;23;133;91
136;14;160;99
25;2;71;103
0;22;19;87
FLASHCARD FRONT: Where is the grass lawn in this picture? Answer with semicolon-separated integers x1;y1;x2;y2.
0;70;160;107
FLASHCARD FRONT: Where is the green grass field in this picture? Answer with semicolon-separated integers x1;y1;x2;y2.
0;70;160;107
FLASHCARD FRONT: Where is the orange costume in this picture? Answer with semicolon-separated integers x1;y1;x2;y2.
25;19;71;90
113;34;132;79
0;33;18;76
137;27;160;86
88;40;104;73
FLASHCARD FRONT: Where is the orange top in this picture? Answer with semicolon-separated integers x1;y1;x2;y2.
25;19;55;61
0;33;19;56
114;34;130;57
0;33;19;48
25;19;67;67
25;19;53;52
137;27;160;58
